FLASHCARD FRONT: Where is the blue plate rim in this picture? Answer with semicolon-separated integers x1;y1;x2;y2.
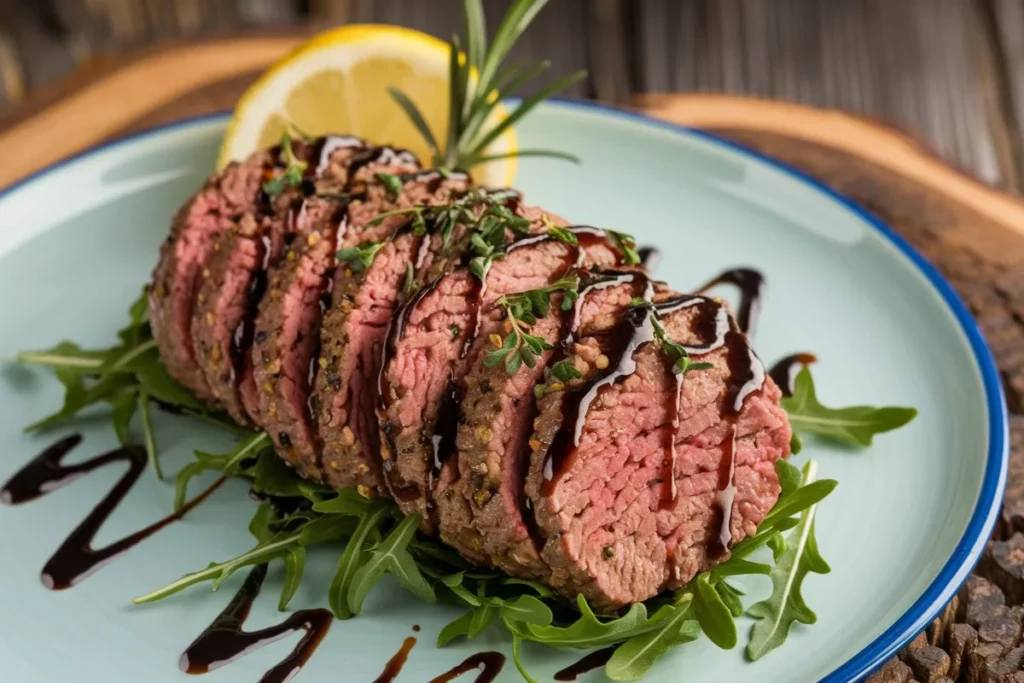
0;99;1008;683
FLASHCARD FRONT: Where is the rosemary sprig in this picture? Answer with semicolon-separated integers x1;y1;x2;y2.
485;275;579;375
262;131;308;198
388;0;587;170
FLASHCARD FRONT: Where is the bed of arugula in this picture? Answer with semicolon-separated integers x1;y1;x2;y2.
12;289;916;681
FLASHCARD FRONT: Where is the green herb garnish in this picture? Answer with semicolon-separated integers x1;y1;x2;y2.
784;367;918;447
746;460;831;661
485;276;579;375
607;229;641;265
547;226;578;246
375;172;404;198
389;0;586;170
630;298;715;377
550;359;582;383
262;131;308;198
336;242;386;273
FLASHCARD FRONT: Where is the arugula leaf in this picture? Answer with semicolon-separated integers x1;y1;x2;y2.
784;368;917;446
746;461;831;661
279;546;306;610
329;506;390;619
515;595;671;649
716;581;745;619
693;574;737;649
499;595;553;626
438;609;476;647
108;388;137;445
511;634;538;683
175;432;270;511
605;598;700;681
336;242;386;273
347;514;435;613
252;449;307;498
138;389;161;480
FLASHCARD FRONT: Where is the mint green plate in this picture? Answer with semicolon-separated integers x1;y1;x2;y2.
0;101;1006;682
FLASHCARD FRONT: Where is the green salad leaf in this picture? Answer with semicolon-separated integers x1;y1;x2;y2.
784;367;917;447
746;460;831;661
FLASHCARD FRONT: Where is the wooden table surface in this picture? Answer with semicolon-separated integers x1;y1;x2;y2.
4;2;1024;682
4;0;1024;193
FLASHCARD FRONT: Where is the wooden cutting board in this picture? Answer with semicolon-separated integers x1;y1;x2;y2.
2;35;1023;682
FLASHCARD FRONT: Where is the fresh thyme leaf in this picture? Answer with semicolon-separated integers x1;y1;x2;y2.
375;172;404;198
329;505;390;619
605;597;700;681
347;514;435;613
336;242;386;273
790;432;803;455
550;359;582;383
263;132;309;198
783;368;918;447
746;461;831;661
488;276;578;375
606;229;641;265
547;225;578;246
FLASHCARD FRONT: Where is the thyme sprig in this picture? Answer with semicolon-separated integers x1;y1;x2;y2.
630;298;714;376
485;275;579;375
389;0;586;170
367;188;530;279
262;131;308;198
336;241;386;273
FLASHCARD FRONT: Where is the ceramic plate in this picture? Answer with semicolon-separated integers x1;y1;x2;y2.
0;101;1007;682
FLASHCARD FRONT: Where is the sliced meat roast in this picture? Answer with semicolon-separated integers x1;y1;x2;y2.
379;224;626;534
313;169;472;493
250;143;420;480
522;282;791;609
153;132;794;610
149;150;271;402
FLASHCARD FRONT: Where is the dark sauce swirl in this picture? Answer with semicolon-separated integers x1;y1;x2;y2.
0;434;225;589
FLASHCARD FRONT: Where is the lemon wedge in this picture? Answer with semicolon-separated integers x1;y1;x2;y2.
218;24;516;186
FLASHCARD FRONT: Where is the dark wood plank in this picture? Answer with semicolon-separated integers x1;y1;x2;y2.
633;0;1006;186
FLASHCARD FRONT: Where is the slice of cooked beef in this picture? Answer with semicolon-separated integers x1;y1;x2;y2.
251;144;420;480
442;268;648;579
314;170;472;493
380;225;624;535
149;151;271;402
522;287;791;610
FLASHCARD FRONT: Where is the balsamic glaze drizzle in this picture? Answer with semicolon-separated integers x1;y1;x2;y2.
637;246;661;273
180;564;332;682
554;647;616;681
0;435;226;589
696;268;765;338
768;352;818;397
427;652;507;683
541;274;655;493
372;637;417;683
